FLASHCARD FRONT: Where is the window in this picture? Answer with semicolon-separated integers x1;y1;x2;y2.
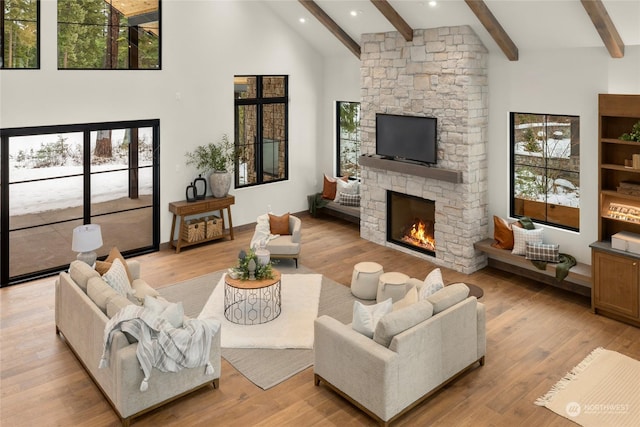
234;75;288;187
1;0;39;69
57;0;160;69
510;112;580;230
0;120;160;286
336;101;361;179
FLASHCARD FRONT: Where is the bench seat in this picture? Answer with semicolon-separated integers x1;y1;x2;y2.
474;238;591;297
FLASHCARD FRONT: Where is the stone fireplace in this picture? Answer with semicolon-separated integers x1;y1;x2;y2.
359;26;489;274
387;191;436;256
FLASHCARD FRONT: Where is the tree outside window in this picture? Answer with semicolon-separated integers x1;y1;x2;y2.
234;75;288;188
337;101;361;179
1;0;39;69
511;112;580;230
57;0;160;69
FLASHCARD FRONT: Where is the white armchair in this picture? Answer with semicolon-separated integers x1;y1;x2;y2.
251;214;302;268
314;283;485;426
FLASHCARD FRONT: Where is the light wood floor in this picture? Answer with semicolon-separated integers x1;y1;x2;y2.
2;213;639;426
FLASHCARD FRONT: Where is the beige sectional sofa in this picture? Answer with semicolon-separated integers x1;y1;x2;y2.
314;283;486;426
55;260;221;426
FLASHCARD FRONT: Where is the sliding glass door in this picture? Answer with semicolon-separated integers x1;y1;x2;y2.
1;119;160;286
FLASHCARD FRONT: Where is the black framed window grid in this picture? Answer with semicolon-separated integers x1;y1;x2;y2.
0;119;161;287
234;75;288;188
336;101;361;179
1;0;40;69
510;112;580;231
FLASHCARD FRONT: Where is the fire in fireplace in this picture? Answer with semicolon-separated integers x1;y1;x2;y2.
387;191;436;256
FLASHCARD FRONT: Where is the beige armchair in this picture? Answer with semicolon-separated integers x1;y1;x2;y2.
314;283;485;426
251;214;302;268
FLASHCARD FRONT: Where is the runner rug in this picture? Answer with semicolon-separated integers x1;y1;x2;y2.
534;347;640;427
158;263;362;390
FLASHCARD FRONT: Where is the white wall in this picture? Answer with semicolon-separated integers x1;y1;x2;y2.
318;55;361;182
0;0;325;243
488;46;640;264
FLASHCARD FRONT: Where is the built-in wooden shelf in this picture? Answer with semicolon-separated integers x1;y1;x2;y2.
359;155;463;183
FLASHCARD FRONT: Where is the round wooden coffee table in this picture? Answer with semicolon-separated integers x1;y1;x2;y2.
224;270;282;325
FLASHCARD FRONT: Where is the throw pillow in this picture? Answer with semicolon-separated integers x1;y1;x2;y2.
95;246;133;282
373;299;434;347
335;179;359;202
525;242;560;263
339;192;361;207
102;258;133;297
393;286;418;311
352;298;392;338
87;276;120;314
426;283;470;314
491;215;522;250
269;213;290;235
322;175;338;200
512;226;544;256
419;268;444;300
144;295;184;328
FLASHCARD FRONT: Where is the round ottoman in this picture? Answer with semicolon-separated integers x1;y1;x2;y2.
350;262;384;300
376;272;410;303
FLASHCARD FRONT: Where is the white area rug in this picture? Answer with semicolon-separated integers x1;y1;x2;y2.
198;273;322;349
535;347;640;427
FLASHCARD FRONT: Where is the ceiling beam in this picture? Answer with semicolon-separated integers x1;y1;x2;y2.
464;0;518;61
370;0;413;42
298;0;361;59
580;0;624;58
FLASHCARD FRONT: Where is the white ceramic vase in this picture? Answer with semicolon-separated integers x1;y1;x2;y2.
209;171;232;198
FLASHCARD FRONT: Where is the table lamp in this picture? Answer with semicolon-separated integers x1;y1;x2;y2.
72;224;103;265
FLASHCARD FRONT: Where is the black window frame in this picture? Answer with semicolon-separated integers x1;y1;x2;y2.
57;0;161;70
510;111;580;231
234;74;289;188
336;100;361;179
0;119;161;287
1;0;40;69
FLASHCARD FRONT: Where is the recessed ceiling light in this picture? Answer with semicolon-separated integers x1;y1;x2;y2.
299;17;306;23
429;1;437;6
350;10;362;17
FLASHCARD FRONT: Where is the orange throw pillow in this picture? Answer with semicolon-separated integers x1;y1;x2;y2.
491;216;521;250
269;213;291;235
95;247;133;281
322;175;337;200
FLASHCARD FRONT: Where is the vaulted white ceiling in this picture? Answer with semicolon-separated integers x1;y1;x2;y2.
264;0;640;59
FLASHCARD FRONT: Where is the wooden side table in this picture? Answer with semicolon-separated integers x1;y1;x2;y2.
168;195;235;253
224;270;282;325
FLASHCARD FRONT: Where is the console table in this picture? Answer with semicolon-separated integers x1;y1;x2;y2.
168;195;235;253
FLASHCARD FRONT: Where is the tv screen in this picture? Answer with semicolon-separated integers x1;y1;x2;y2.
376;113;437;165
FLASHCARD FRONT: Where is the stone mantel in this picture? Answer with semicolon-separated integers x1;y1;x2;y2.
359;155;462;184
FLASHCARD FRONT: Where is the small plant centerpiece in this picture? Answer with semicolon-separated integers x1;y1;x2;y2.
620;121;640;142
229;248;275;281
185;134;236;198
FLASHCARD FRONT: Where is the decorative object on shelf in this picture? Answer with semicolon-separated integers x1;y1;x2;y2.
185;182;197;202
229;248;275;281
185;134;237;198
72;224;103;265
194;174;207;199
607;202;640;223
619;120;640;142
617;181;640;196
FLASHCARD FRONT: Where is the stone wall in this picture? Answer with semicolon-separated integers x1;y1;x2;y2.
359;26;489;274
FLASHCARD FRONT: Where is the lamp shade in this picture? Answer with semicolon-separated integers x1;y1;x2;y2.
72;224;103;253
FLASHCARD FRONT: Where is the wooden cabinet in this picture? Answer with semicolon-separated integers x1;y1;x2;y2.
591;244;639;325
168;195;235;253
592;94;640;326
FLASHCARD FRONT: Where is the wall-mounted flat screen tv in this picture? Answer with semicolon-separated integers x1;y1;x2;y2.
376;113;437;165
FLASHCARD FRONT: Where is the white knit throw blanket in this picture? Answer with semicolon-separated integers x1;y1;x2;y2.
100;305;220;391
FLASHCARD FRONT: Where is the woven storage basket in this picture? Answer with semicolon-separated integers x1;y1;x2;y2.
182;219;205;243
204;215;223;239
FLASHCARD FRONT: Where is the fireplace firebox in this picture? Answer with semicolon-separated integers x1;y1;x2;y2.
387;191;435;256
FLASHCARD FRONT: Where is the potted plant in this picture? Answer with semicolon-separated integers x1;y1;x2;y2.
185;134;236;198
